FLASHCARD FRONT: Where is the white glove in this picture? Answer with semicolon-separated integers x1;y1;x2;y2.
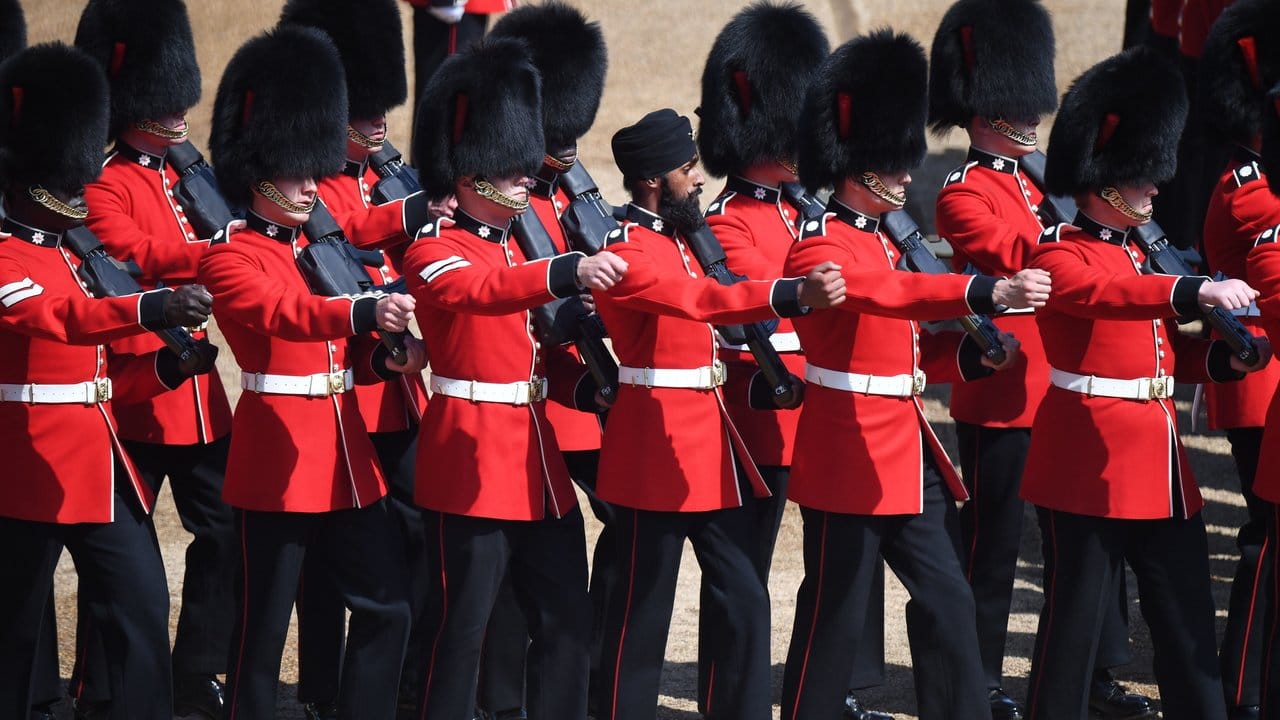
428;4;467;23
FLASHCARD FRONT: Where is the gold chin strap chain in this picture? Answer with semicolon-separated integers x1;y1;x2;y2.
135;118;188;140
254;180;316;214
777;158;799;175
28;186;88;220
543;154;574;172
860;172;906;208
347;124;382;150
473;177;530;210
987;117;1036;146
1100;186;1152;222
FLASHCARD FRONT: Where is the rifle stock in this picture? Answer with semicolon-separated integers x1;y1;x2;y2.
165;141;237;244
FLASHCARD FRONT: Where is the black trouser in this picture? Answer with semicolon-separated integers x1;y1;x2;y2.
1223;427;1269;710
295;428;427;707
224;501;411;720
0;485;171;720
783;459;988;720
409;8;487;154
597;502;772;720
1028;507;1224;720
956;423;1132;690
417;508;591;720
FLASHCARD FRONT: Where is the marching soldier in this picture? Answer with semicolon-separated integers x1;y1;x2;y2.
695;5;890;718
592;106;845;720
928;1;1154;716
1022;46;1268;720
0;42;215;720
780;30;1044;720
1197;4;1280;716
403;36;627;720
198;26;423;719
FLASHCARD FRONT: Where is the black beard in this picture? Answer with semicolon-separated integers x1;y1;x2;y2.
658;180;704;234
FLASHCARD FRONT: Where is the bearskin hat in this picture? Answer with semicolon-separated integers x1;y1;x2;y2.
1262;84;1280;193
0;44;109;194
0;0;26;65
279;0;407;119
209;26;348;207
1200;0;1280;144
928;0;1056;133
74;0;201;140
1044;47;1187;196
489;2;606;151
695;2;829;178
798;30;928;193
412;37;543;199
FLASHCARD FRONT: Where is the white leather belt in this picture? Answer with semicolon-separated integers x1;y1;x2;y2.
719;331;802;353
1231;302;1261;318
617;361;726;389
1049;368;1174;400
998;306;1036;316
431;374;547;404
804;363;925;396
241;369;353;398
0;379;112;404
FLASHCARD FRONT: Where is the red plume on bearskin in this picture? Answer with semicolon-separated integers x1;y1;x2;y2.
1200;0;1280;144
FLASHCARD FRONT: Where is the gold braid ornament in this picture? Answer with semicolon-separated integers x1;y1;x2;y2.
777;158;799;175
135;118;188;140
1100;186;1153;222
987;117;1036;146
254;180;316;214
542;154;573;172
860;172;906;208
347;124;382;149
473;177;530;210
28;186;88;220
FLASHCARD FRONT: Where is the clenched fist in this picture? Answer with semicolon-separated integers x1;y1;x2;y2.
981;331;1022;370
385;335;428;375
376;293;416;333
993;268;1051;310
577;251;629;291
1199;278;1259;311
798;261;845;309
163;284;213;328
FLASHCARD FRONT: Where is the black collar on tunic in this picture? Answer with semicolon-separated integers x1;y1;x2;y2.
246;210;301;243
966;147;1020;175
725;176;781;205
625;203;677;237
114;143;166;172
1073;211;1129;245
341;159;368;179
531;168;560;199
2;217;63;247
827;197;880;234
453;209;509;243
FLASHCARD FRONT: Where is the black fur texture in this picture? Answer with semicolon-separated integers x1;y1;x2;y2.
1045;47;1187;196
1200;0;1280;144
1262;83;1280;193
209;26;348;207
74;0;201;139
489;1;606;149
279;0;407;119
0;0;25;64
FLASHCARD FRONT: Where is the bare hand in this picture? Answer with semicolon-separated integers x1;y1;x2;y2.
577;251;628;291
578;293;596;314
1199;278;1259;311
428;194;457;221
1232;336;1273;373
773;374;805;410
163;284;214;327
993;268;1051;310
981;331;1022;370
376;293;415;332
798;261;845;309
385;335;427;375
594;386;615;410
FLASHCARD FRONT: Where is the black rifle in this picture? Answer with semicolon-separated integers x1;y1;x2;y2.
165;141;237;244
879;210;1008;365
1019;150;1261;367
510;211;619;403
62;225;218;373
682;220;798;407
558;162;621;256
367;140;423;204
296;202;409;365
780;182;827;222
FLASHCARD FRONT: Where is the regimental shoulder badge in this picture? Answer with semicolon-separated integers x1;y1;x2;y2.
1233;161;1263;189
415;220;443;240
1254;225;1280;247
942;161;980;187
704;192;736;218
605;223;631;246
1038;223;1067;244
799;212;833;240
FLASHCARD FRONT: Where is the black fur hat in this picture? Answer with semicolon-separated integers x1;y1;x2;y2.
279;0;407;120
1262;84;1280;193
489;2;606;150
1200;0;1280;144
1044;47;1187;196
696;2;829;178
798;30;928;193
74;0;201;140
0;43;109;194
0;0;25;64
209;26;348;207
412;37;543;199
928;0;1056;133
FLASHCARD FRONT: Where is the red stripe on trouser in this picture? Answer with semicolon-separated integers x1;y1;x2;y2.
1235;533;1271;704
227;516;251;719
419;514;449;720
1264;506;1280;711
966;431;982;582
704;663;715;716
610;514;640;720
789;512;829;720
71;613;92;700
1027;510;1058;719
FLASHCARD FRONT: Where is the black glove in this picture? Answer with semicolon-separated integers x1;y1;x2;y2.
162;284;214;328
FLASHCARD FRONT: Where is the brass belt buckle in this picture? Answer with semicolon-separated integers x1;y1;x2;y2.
911;370;926;396
528;376;545;403
1149;376;1170;400
93;378;111;404
327;372;346;396
711;360;726;387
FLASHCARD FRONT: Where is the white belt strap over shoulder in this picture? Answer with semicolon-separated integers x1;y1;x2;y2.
241;369;354;398
0;379;112;404
804;363;925;397
718;331;803;353
431;374;547;405
1049;368;1173;401
617;361;726;390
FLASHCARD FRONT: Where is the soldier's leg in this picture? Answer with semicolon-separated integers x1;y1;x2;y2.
295;551;344;706
0;518;62;718
1259;505;1280;718
846;561;887;689
29;594;62;711
477;575;528;716
563;447;611;704
1223;426;1269;711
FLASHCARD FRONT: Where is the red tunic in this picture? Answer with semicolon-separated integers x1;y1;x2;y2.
784;202;995;516
1203;152;1280;429
403;210;589;521
0;226;182;523
84;143;232;444
593;204;809;513
705;177;804;467
1023;218;1223;520
317;162;429;434
1246;226;1280;502
1179;0;1233;59
198;216;390;513
935;149;1051;428
1150;0;1183;39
